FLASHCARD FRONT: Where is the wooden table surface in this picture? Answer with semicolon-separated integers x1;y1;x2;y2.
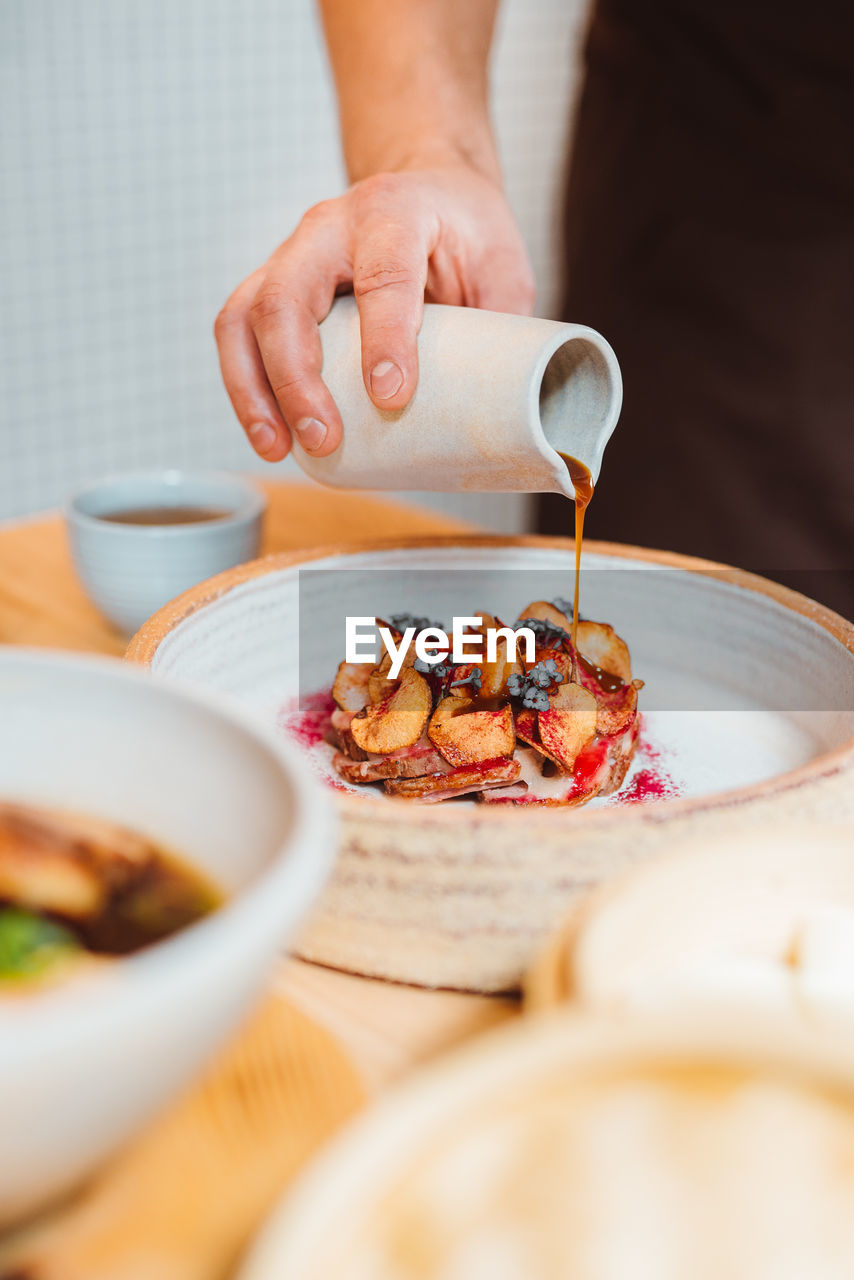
0;480;520;1271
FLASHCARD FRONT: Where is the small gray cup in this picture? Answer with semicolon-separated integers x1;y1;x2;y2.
66;470;266;635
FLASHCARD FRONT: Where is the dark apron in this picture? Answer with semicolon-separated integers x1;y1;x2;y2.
539;0;854;618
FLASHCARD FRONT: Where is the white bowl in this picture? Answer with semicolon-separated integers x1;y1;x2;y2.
128;536;854;993
239;1008;854;1280
0;649;335;1227
531;826;854;1023
66;469;266;634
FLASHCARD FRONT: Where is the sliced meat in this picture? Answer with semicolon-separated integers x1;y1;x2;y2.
330;728;369;760
476;781;531;803
384;757;521;803
327;708;369;760
333;736;451;783
383;737;451;768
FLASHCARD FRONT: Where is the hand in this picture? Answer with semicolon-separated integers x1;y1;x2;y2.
214;166;536;461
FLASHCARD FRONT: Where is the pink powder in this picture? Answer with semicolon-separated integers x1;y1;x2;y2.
279;688;336;749
612;731;680;805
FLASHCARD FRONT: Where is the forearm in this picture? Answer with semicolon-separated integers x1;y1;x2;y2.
217;0;531;463
318;0;501;184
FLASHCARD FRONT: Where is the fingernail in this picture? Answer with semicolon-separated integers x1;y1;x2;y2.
370;360;404;400
294;417;327;452
247;421;277;454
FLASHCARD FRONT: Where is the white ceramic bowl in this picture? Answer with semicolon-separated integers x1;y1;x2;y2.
128;536;854;993
0;649;335;1227
239;1008;854;1280
528;826;854;1022
67;469;266;634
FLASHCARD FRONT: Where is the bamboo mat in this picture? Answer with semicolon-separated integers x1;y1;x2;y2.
0;480;520;1271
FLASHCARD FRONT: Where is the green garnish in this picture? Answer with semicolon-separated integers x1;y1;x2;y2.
0;907;81;982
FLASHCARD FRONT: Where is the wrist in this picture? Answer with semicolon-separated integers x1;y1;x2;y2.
345;125;502;189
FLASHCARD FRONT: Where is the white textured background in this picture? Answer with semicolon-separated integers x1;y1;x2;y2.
0;0;590;527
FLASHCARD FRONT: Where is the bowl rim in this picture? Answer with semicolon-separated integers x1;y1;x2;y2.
126;534;854;829
65;468;267;536
0;647;336;1046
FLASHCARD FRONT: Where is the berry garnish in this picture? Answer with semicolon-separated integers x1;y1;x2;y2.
507;659;564;710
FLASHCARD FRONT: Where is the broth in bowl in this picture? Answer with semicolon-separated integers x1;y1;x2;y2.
0;802;220;988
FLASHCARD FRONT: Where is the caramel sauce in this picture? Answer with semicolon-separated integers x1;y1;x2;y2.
467;696;507;714
557;453;594;654
577;652;625;695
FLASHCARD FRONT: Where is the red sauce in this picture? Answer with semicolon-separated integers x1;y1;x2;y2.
565;738;610;798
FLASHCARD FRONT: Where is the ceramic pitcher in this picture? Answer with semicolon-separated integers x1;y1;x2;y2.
290;297;622;499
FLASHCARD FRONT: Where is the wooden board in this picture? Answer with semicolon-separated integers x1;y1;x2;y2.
0;480;520;1269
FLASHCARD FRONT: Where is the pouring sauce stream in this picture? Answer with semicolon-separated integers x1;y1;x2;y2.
557;453;594;653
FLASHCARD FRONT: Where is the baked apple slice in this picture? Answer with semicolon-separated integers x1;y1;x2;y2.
537;682;598;773
442;612;519;697
514;706;542;751
575;620;632;683
350;667;432;755
332;661;373;714
593;680;641;737
596;715;641;796
516;600;573;635
515;690;595;774
368;647;419;704
476;613;523;697
428;695;515;767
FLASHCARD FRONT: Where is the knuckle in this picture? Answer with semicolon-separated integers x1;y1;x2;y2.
297;198;339;234
213;304;233;340
270;371;307;403
353;258;416;299
248;282;292;328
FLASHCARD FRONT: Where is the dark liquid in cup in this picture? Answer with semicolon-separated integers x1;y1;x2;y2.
99;506;231;526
